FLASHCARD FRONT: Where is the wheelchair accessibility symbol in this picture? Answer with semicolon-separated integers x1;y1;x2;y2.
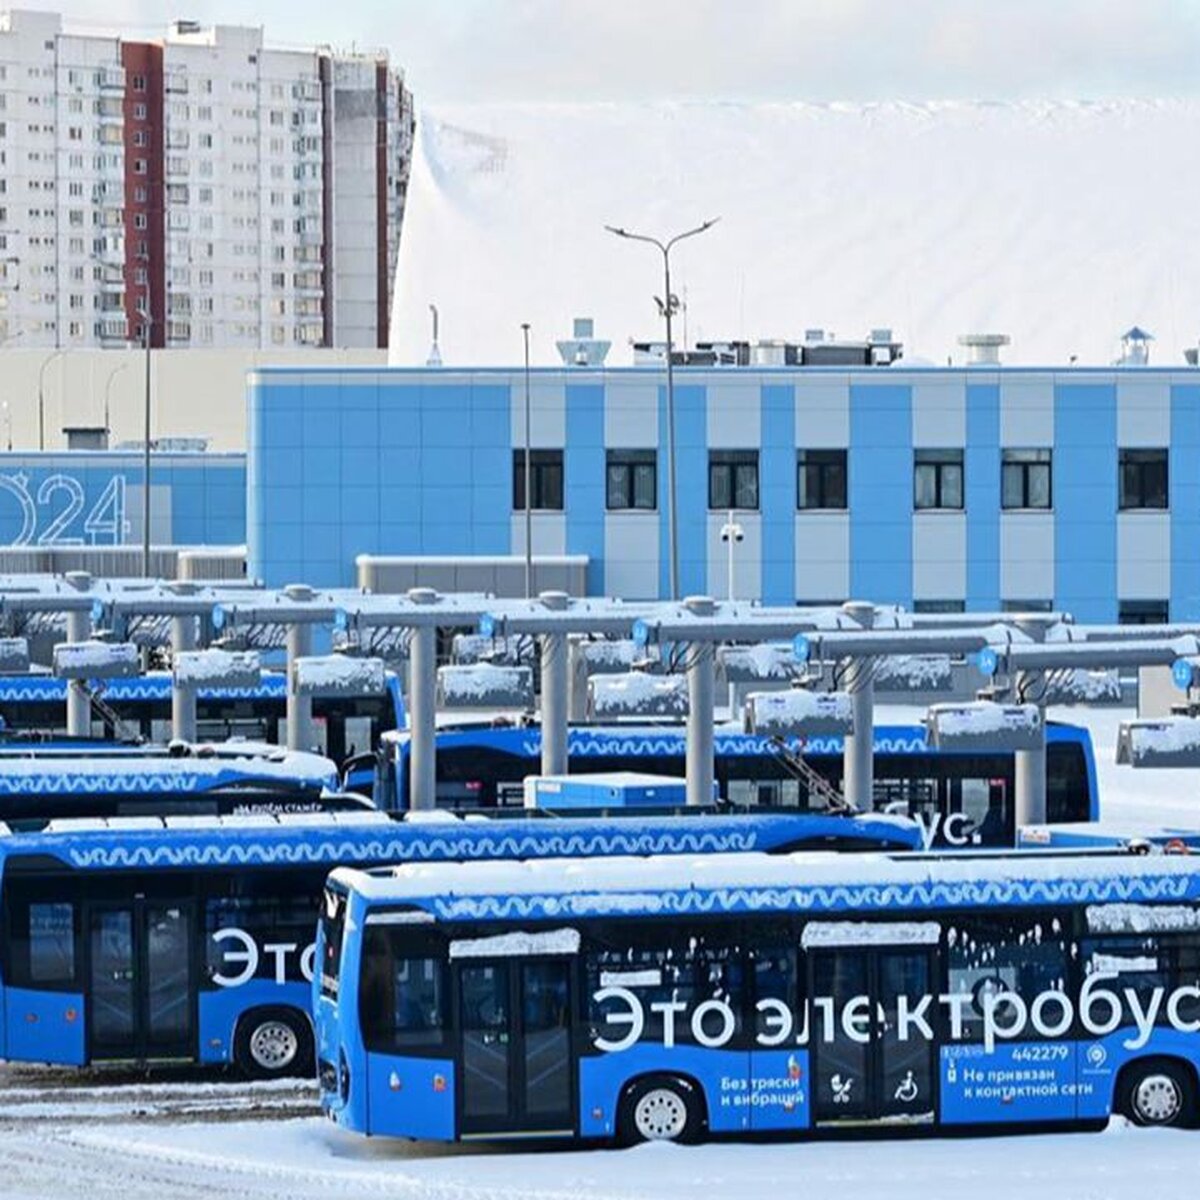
894;1071;919;1103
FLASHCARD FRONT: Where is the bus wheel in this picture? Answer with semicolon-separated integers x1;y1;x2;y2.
620;1076;703;1145
1121;1060;1196;1128
235;1008;313;1079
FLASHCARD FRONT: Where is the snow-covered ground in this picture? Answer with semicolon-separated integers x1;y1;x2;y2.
0;704;1196;1197
391;100;1200;367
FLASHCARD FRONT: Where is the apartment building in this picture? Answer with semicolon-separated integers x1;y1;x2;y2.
0;10;414;350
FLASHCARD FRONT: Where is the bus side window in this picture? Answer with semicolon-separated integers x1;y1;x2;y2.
9;899;77;989
752;945;796;1041
1174;935;1200;1029
945;912;1069;1041
1047;743;1089;823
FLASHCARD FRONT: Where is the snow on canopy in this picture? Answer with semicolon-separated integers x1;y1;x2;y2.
391;100;1200;368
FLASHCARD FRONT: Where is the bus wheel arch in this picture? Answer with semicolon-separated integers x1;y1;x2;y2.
1116;1056;1198;1128
233;1005;314;1079
617;1072;707;1145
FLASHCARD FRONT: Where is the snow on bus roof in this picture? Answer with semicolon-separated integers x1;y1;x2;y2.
0;745;337;793
330;848;1200;919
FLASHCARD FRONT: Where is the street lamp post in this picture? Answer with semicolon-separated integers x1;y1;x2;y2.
2;402;11;452
102;360;127;437
37;348;67;451
604;218;720;600
720;509;744;602
521;322;532;598
139;283;152;577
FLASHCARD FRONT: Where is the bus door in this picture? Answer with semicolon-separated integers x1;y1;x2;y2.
455;955;575;1137
805;924;938;1125
87;898;195;1062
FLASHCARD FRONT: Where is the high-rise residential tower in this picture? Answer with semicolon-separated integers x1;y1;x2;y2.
0;10;414;350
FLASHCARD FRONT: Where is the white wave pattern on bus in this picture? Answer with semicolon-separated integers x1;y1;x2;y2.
63;829;761;871
431;876;1195;923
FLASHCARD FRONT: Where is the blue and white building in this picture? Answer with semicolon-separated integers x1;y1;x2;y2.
242;350;1200;622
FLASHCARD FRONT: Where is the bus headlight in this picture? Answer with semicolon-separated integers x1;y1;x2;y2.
339;1048;351;1103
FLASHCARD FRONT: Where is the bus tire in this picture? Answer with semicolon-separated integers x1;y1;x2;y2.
1118;1058;1197;1128
618;1075;704;1145
234;1007;313;1079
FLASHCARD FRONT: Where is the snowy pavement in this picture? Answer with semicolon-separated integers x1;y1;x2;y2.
0;1113;1192;1199
0;706;1197;1196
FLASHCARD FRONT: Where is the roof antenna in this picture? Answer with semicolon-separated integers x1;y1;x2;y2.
426;304;443;367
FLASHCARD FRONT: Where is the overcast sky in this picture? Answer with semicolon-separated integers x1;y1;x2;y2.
27;0;1200;104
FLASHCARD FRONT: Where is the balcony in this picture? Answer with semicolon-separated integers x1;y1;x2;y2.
166;128;190;150
96;318;129;343
164;71;189;95
99;66;126;91
165;157;190;178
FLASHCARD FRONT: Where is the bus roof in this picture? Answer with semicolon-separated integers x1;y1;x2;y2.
330;846;1200;922
0;809;921;873
381;720;1090;758
0;743;338;795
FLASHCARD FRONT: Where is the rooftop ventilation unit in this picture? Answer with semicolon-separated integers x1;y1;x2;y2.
556;317;610;367
1118;326;1153;366
957;333;1010;365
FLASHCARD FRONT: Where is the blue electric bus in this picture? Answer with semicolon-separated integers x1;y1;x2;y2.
0;671;405;769
317;848;1200;1144
0;808;920;1078
367;720;1100;848
0;742;350;824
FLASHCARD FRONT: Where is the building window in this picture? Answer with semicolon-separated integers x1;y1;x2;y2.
709;450;759;511
1119;448;1168;510
134;158;147;175
132;74;146;92
797;448;847;510
512;449;564;511
914;448;964;510
605;449;656;511
1001;599;1054;613
1001;448;1052;509
1119;600;1169;625
912;599;966;614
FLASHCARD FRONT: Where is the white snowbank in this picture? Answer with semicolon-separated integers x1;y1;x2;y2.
392;99;1200;367
42;1114;1200;1199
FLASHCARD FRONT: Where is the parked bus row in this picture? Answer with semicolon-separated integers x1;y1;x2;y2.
366;720;1099;848
0;807;920;1076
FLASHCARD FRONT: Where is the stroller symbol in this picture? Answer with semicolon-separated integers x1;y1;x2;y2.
831;1074;854;1104
894;1071;919;1103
